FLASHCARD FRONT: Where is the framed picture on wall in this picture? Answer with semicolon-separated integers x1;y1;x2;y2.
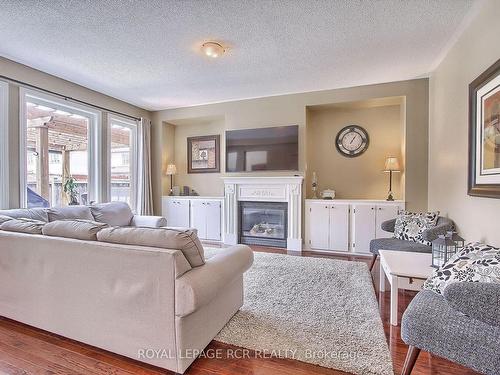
187;135;220;173
469;58;500;198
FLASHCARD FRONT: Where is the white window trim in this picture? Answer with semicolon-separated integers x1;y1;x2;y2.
0;81;9;208
107;114;138;211
19;88;102;207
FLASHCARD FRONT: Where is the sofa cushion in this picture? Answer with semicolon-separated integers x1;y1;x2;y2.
90;202;133;227
0;218;45;234
423;242;500;294
0;208;48;222
47;206;94;222
394;210;439;246
42;219;108;241
97;226;205;267
369;237;431;255
0;215;13;225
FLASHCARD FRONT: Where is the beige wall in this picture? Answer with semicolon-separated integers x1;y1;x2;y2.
306;104;403;200
428;0;500;244
0;57;151;208
152;79;428;213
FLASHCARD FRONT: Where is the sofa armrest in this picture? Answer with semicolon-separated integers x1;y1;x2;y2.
421;221;454;242
443;282;500;327
175;245;254;317
130;215;167;228
381;219;396;233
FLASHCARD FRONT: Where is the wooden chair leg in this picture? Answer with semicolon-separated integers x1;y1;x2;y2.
401;346;421;375
369;254;378;271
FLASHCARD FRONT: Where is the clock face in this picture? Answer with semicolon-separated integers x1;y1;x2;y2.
335;125;369;157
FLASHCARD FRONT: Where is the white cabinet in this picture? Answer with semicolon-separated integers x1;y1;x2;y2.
163;198;190;227
352;205;376;254
375;205;400;239
306;202;349;252
162;197;223;241
190;199;222;241
305;200;404;255
352;203;404;254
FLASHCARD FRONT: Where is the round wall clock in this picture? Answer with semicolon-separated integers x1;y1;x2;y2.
335;125;369;157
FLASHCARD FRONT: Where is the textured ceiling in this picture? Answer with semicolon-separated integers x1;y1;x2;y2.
0;0;477;110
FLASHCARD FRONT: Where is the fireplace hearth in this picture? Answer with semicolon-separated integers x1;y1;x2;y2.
239;201;288;248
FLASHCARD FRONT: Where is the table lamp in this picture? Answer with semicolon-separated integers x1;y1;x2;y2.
166;164;177;196
383;157;400;201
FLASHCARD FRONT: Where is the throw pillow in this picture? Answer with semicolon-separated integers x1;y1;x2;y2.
423;242;500;294
0;218;46;234
90;201;134;227
394;210;439;246
97;226;205;267
42;219;109;241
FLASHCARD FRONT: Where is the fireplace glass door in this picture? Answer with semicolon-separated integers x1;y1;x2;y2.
239;201;287;247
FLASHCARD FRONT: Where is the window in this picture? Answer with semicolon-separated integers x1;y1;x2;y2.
20;89;101;208
108;115;137;209
0;81;8;208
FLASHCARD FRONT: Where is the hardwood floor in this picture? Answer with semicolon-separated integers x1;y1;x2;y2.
0;246;480;375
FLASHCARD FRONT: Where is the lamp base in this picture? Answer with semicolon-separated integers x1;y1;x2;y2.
169;189;174;196
386;192;394;201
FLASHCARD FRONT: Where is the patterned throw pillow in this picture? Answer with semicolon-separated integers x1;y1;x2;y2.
394;211;439;246
423;242;500;294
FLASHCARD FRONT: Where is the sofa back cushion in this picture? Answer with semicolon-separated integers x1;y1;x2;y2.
42;219;109;241
47;206;94;222
0;218;45;234
0;215;13;225
90;202;133;227
0;208;48;222
97;227;205;267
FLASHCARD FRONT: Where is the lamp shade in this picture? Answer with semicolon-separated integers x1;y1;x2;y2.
384;157;400;171
166;164;177;175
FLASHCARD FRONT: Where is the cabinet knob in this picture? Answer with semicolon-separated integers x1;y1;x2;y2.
371;207;374;210
378;207;382;210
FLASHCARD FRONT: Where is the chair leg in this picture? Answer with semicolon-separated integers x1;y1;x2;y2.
369;254;378;271
401;346;421;375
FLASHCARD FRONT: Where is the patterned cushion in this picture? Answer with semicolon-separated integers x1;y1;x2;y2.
394;211;439;246
423;242;500;294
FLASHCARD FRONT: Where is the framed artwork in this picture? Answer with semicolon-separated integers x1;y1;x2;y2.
469;58;500;198
187;135;220;173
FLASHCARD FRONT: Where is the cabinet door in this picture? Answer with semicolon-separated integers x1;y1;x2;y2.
329;204;349;251
353;205;376;253
205;200;222;241
166;199;190;228
375;205;400;239
190;200;207;239
308;203;330;250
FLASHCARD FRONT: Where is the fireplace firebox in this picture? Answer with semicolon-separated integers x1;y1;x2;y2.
239;201;288;248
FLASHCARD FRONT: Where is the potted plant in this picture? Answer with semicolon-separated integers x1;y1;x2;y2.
63;177;79;205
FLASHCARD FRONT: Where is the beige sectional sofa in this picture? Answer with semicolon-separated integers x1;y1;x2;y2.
0;202;253;373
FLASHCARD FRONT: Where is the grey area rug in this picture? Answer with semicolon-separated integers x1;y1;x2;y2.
205;248;393;375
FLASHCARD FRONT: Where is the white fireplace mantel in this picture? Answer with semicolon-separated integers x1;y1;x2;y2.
222;176;304;251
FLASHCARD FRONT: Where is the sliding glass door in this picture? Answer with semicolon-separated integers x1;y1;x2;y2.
20;89;101;208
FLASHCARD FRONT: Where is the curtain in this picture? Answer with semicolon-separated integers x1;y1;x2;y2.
136;118;154;215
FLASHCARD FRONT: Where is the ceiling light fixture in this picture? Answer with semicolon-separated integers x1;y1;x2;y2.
201;42;225;58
